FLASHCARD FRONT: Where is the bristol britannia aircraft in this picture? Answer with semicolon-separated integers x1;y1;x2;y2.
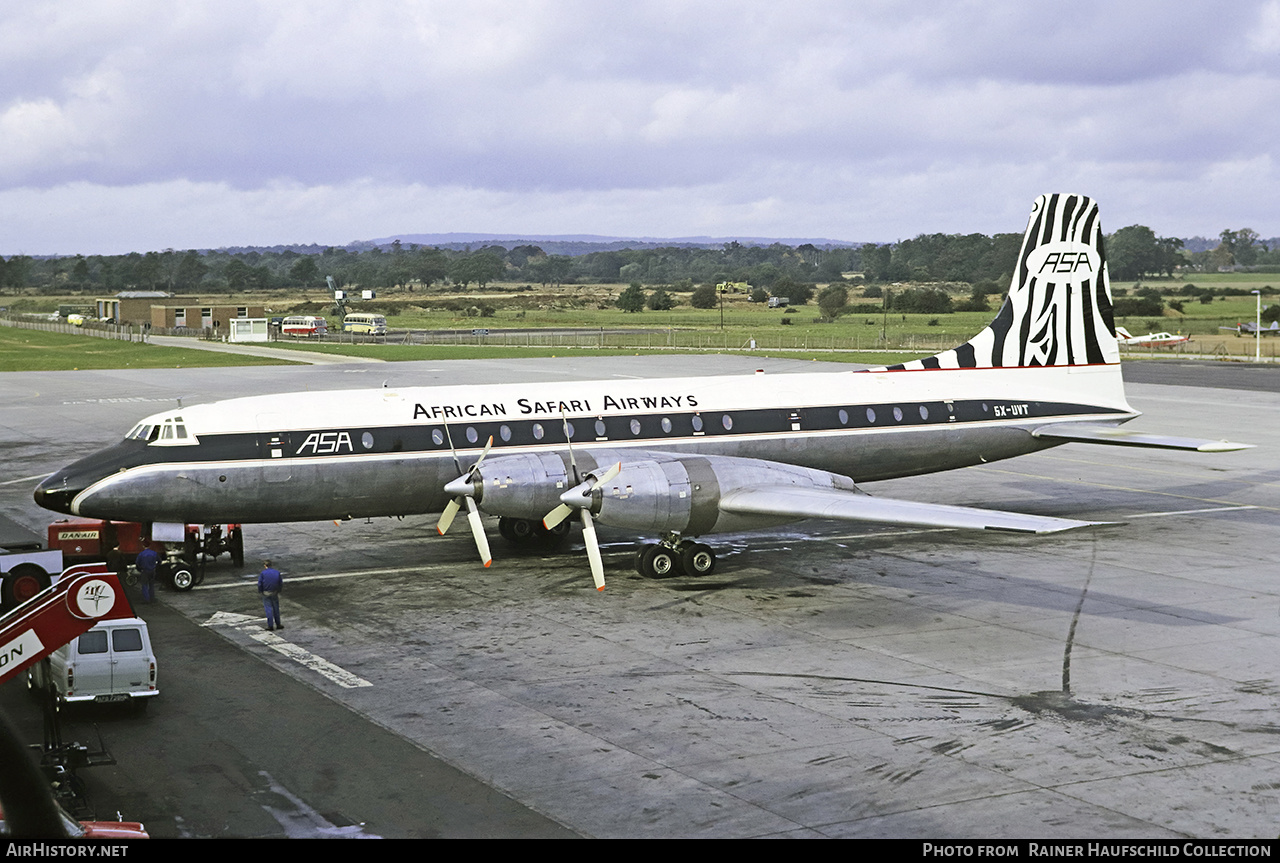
34;195;1249;590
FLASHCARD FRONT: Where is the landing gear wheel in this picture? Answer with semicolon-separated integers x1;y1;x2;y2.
498;517;516;542
637;544;680;578
536;519;571;547
229;527;244;567
509;518;537;542
170;567;195;591
680;543;716;576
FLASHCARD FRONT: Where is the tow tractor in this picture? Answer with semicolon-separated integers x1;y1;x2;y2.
44;518;246;592
0;565;137;823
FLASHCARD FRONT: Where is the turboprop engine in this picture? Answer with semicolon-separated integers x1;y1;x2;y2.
444;451;579;518
560;454;860;535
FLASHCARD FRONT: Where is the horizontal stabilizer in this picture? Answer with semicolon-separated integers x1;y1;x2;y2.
1032;423;1252;452
719;487;1101;534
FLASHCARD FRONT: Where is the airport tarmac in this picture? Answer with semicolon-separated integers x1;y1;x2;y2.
1;355;1278;838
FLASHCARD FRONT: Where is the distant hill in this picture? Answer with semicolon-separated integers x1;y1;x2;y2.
359;232;867;257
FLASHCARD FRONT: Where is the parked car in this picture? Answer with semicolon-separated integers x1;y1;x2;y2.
28;617;158;710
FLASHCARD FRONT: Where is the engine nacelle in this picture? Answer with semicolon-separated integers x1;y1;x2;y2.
584;454;857;536
466;451;626;519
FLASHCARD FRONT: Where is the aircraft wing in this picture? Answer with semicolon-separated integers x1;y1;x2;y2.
718;486;1101;534
1032;422;1252;452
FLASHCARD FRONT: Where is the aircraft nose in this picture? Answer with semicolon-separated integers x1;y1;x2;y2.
34;473;79;515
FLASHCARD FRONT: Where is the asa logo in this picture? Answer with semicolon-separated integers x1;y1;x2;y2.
1026;242;1101;286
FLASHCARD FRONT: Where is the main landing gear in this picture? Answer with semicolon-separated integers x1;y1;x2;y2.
634;536;717;579
497;517;570;548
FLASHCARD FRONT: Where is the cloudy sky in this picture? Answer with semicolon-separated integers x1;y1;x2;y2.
2;0;1278;255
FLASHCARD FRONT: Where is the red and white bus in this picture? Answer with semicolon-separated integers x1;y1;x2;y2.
280;315;328;338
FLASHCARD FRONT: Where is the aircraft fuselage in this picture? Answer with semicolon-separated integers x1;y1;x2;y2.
35;362;1135;527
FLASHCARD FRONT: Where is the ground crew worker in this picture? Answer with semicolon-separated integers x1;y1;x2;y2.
258;559;282;631
135;541;159;604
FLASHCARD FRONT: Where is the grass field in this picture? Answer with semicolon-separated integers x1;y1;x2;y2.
262;339;923;366
4;269;1278;370
0;326;298;372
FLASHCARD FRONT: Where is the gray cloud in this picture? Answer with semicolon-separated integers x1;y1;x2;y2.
2;0;1278;253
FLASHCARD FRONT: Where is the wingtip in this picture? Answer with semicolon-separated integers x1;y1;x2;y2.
1197;441;1254;452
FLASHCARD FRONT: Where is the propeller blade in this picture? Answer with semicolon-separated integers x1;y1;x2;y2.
543;503;574;530
437;497;460;535
581;510;605;591
465;496;492;568
592;461;622;489
438;436;494;538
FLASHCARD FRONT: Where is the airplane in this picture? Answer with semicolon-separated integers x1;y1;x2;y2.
1114;327;1192;348
1219;321;1280;337
33;194;1250;591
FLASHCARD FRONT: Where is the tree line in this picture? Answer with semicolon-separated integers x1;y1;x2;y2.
2;225;1276;296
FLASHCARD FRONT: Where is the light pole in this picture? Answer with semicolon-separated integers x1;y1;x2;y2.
1253;290;1262;362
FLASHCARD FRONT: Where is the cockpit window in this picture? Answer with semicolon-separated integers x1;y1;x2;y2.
127;414;198;446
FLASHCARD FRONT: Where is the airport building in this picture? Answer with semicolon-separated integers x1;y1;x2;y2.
149;302;267;331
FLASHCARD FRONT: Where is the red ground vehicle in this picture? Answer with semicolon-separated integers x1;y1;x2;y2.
45;519;244;592
47;519;146;565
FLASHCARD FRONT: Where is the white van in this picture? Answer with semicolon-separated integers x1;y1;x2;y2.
28;617;158;710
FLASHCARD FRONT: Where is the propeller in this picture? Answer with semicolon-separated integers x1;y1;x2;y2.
545;462;621;591
437;431;494;567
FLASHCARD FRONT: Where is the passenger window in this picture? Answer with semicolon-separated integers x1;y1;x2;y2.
838;409;849;425
893;407;904;422
499;425;512;442
112;629;144;652
466;427;478;444
532;423;544;440
692;415;704;432
866;408;876;423
661;418;672;433
78;631;108;654
629;419;641;436
595;420;607;436
721;414;733;431
431;429;445;446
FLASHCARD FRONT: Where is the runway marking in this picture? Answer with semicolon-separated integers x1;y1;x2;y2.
0;473;51;486
1128;505;1258;518
193;566;425;589
202;611;372;688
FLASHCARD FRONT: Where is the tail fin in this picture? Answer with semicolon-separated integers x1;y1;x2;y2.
885;194;1118;371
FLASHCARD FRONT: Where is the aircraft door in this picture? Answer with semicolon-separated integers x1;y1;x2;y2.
256;415;293;483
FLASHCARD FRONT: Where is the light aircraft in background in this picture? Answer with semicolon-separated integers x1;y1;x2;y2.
1114;327;1192;348
1219;321;1280;337
34;195;1250;591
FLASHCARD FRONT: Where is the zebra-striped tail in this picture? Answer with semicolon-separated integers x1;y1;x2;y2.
881;194;1119;371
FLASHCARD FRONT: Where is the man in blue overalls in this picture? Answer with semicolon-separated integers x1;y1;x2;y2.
258;559;283;631
135;541;159;604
